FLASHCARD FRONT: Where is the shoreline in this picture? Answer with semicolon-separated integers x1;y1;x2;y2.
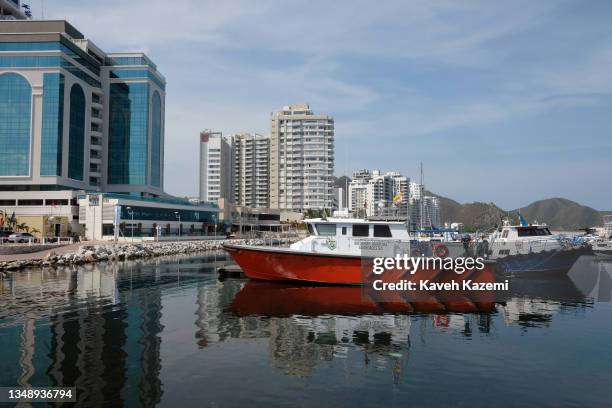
0;239;279;274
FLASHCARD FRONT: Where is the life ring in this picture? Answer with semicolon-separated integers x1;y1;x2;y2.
434;243;449;258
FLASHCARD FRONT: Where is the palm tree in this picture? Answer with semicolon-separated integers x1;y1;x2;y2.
16;222;27;232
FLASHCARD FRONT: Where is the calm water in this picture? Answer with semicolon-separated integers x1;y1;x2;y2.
0;253;611;407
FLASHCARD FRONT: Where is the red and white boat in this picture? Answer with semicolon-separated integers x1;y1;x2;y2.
223;218;489;285
223;218;410;284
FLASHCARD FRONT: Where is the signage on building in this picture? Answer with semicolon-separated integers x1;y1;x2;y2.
200;132;209;143
89;195;99;206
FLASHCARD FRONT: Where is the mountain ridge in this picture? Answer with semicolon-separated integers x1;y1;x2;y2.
332;176;606;230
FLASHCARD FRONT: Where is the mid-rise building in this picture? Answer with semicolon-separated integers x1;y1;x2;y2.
0;20;165;196
269;103;334;212
199;130;231;204
231;133;269;208
0;20;219;240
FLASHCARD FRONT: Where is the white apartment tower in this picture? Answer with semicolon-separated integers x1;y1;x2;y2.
349;170;409;218
232;133;270;208
269;103;334;211
199;130;231;203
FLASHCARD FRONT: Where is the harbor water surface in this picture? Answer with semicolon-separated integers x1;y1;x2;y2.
1;253;611;407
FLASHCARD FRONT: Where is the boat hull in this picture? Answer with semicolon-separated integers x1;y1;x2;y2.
223;244;366;284
223;243;496;287
494;247;590;276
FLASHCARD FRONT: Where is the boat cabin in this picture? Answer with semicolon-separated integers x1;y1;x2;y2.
491;220;553;242
304;218;410;240
291;218;411;256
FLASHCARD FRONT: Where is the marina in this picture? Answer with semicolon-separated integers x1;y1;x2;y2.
0;252;611;407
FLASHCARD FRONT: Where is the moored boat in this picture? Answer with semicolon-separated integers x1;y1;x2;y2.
223;217;489;284
487;216;591;275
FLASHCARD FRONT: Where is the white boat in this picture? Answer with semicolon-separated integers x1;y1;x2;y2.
487;218;590;274
592;239;612;257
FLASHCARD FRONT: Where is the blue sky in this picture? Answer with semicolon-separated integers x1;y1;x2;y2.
46;0;612;210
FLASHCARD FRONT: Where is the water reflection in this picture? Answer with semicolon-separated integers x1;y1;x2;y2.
0;253;609;406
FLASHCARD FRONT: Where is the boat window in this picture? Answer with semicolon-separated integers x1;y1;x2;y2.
341;226;347;235
316;223;336;236
373;225;392;238
502;230;509;238
352;224;370;237
517;227;550;237
307;223;315;235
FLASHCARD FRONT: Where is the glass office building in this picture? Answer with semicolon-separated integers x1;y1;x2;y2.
0;20;166;196
0;20;213;240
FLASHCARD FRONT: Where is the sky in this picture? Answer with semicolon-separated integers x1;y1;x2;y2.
44;0;612;210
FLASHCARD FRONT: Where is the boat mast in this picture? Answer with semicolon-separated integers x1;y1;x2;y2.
420;162;424;231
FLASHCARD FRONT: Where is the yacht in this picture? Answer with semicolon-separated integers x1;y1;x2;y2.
487;217;591;274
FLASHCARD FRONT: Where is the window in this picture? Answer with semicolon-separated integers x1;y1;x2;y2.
502;230;509;238
68;84;85;181
352;224;369;237
373;225;392;238
307;223;314;235
0;73;31;176
18;199;43;206
341;226;347;235
151;91;162;187
108;82;149;185
41;73;65;176
316;223;336;236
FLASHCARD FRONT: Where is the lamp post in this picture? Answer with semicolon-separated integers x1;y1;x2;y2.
127;206;134;242
175;211;181;237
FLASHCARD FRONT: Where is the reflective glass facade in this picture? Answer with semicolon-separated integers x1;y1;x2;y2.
110;69;165;90
151;91;162;187
108;82;149;185
0;73;31;176
41;73;65;176
0;41;100;75
119;205;216;223
0;56;100;87
68;84;86;181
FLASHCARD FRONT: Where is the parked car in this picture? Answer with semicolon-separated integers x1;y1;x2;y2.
8;232;37;243
0;230;14;243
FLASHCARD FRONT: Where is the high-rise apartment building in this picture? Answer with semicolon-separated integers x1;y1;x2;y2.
0;0;28;20
0;20;166;196
231;133;269;208
269;103;334;212
348;170;409;218
199;130;231;204
408;182;440;229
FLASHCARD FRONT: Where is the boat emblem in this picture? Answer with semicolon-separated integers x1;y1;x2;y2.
327;239;337;250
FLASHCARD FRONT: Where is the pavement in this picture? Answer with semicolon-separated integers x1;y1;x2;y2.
0;241;103;262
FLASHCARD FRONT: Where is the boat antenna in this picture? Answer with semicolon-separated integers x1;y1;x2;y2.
420;162;424;231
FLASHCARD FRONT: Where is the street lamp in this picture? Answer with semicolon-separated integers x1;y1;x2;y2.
175;211;181;237
126;206;134;242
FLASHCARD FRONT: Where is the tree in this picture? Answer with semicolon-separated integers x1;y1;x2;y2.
16;222;27;232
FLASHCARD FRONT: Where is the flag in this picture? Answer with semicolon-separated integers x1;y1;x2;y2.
10;211;16;227
393;193;403;207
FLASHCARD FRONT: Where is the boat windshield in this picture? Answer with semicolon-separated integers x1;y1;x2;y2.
517;227;552;237
316;223;336;236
